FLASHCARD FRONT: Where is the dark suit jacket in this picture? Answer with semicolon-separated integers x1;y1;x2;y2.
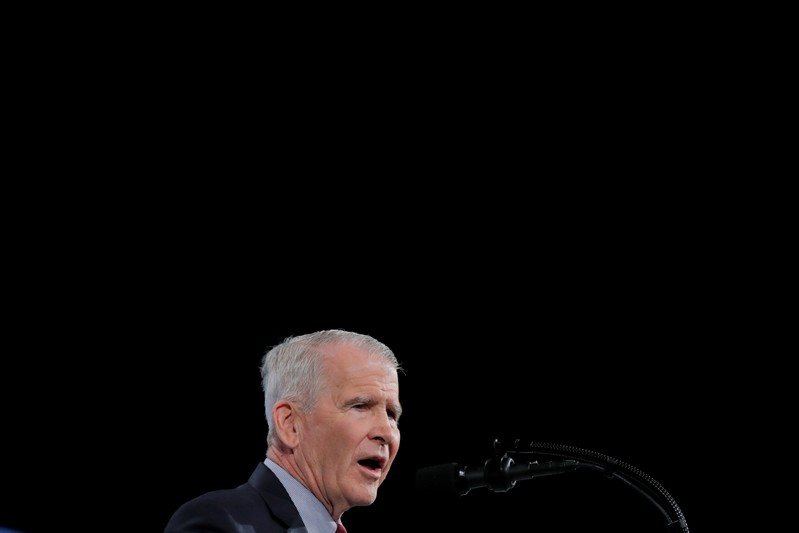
165;462;307;533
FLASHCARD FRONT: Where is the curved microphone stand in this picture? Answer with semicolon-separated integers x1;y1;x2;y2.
495;438;689;532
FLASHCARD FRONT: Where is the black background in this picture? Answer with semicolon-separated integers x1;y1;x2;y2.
1;250;717;533
0;17;764;531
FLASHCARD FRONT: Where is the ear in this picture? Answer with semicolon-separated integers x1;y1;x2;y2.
272;400;301;448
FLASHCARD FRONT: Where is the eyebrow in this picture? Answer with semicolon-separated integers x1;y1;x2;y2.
345;395;403;419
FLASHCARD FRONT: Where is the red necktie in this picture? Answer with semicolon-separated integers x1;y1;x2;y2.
336;524;347;533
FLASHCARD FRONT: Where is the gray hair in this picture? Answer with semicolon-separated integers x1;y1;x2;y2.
260;329;401;447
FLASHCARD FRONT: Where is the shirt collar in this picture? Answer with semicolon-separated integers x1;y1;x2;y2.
264;457;340;533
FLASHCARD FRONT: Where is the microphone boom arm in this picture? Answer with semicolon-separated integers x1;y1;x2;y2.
496;439;689;533
472;453;580;493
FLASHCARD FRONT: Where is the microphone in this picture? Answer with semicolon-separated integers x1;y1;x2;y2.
416;453;580;496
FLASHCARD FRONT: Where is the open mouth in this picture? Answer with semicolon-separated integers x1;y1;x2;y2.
358;457;385;472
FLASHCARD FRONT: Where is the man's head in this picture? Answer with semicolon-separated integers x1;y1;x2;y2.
261;329;403;518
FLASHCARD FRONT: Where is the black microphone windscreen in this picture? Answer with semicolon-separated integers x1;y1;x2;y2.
415;462;462;497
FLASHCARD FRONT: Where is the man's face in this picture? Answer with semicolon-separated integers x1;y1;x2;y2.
296;343;401;514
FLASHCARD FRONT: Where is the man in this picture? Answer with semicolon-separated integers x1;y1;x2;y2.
165;329;403;533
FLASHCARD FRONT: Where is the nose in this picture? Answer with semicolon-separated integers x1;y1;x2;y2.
371;412;399;446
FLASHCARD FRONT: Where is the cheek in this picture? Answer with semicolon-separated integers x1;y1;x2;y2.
304;412;339;444
389;431;401;457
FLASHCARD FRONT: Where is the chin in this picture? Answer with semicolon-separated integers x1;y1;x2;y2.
350;487;379;507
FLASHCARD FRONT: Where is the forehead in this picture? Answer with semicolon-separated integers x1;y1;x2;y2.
320;342;402;417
